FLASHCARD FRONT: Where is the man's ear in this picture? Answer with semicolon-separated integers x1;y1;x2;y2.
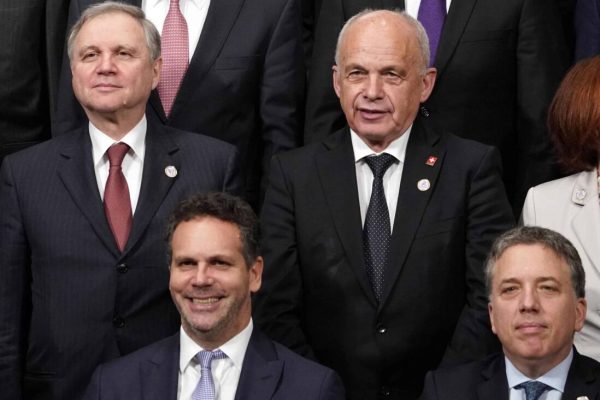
151;56;162;90
419;67;437;103
249;256;263;294
332;65;342;99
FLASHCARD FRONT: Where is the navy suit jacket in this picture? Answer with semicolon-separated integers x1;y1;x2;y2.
82;328;345;400
254;114;515;399
304;0;570;214
0;0;69;164
575;0;600;60
0;120;241;400
421;350;600;400
55;0;305;209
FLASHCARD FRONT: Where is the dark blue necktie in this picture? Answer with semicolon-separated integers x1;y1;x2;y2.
514;381;552;400
418;0;447;65
363;153;397;301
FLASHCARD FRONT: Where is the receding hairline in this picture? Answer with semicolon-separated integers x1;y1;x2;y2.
335;10;429;70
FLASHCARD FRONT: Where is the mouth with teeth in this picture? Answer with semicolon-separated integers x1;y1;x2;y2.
192;297;220;304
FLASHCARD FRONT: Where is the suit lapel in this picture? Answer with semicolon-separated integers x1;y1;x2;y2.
563;350;600;400
141;334;180;400
380;116;444;306
315;129;378;306
434;0;477;76
152;0;246;121
571;170;600;274
234;329;283;400
57;127;120;257
124;122;179;255
476;356;509;400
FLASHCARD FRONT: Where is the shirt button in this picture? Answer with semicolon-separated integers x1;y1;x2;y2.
113;317;125;328
376;324;387;334
380;386;391;397
116;263;128;273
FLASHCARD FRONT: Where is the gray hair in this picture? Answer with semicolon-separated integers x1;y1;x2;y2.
485;226;586;299
334;9;431;72
67;1;161;62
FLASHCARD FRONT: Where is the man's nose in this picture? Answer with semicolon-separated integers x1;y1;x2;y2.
363;74;384;99
518;285;540;313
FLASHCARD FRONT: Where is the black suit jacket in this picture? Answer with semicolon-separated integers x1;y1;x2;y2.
55;0;305;209
0;120;241;400
304;0;570;214
0;0;69;164
82;328;345;400
253;116;515;399
421;350;600;400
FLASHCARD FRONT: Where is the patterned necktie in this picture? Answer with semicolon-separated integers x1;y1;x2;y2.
418;0;446;65
158;0;189;117
363;153;397;301
192;350;228;400
104;143;132;252
515;381;552;400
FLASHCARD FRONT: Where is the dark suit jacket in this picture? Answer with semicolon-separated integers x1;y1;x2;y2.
253;115;515;399
0;120;241;400
82;328;345;400
304;0;570;214
421;350;600;400
0;0;69;164
575;0;600;60
55;0;304;209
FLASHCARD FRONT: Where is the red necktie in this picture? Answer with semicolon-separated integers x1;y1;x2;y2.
158;0;189;117
104;143;132;252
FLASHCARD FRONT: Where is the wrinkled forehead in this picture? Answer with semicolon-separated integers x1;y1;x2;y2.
339;15;420;63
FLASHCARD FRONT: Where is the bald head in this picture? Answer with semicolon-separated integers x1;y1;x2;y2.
334;10;430;72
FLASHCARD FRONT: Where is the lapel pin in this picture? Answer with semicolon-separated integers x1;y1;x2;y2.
164;166;178;178
417;179;430;192
426;156;438;166
575;189;586;201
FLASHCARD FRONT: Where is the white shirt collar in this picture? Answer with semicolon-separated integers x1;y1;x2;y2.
144;0;203;10
350;126;411;164
89;116;147;167
179;319;253;373
505;348;573;393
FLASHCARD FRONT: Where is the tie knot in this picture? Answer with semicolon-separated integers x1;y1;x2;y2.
196;350;227;370
106;143;130;167
515;381;552;400
169;0;181;10
364;153;397;179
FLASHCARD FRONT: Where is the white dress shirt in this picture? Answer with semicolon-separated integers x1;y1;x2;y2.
506;349;573;400
405;0;452;17
177;320;253;400
352;128;411;231
89;117;146;213
142;0;211;61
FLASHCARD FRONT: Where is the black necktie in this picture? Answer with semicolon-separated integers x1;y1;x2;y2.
363;153;397;301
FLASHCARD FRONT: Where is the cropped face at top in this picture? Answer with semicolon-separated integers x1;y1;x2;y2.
70;12;160;122
168;217;262;349
488;244;586;377
333;12;436;152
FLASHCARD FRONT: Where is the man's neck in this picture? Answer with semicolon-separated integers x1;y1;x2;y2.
87;111;146;141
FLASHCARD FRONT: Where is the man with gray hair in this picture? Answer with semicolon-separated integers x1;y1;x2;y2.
422;226;600;399
0;3;240;399
255;9;514;399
